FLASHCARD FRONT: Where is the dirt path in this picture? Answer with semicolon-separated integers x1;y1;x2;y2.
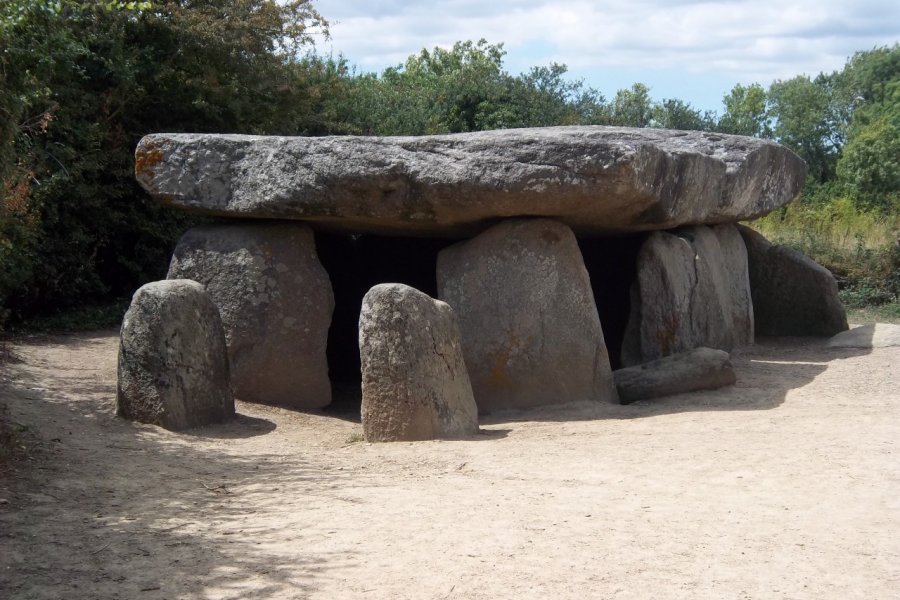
1;331;898;599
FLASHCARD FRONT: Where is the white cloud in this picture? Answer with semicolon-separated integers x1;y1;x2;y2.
314;0;899;107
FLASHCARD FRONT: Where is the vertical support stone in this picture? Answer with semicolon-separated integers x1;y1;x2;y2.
739;225;848;336
437;218;617;412
359;284;479;442
621;224;754;366
168;222;334;408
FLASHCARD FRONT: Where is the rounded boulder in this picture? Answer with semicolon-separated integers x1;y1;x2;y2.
116;280;234;431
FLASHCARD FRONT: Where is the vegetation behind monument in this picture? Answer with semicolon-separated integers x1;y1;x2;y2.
0;1;897;329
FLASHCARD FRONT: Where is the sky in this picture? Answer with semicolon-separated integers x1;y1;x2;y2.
313;0;900;113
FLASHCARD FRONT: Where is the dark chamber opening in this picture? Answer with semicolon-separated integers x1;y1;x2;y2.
315;232;458;413
315;229;645;414
578;233;646;370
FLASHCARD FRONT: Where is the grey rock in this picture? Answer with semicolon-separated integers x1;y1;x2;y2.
614;347;736;404
437;219;617;411
116;280;234;431
359;284;479;442
136;126;806;236
622;224;754;366
827;323;900;348
739;225;849;336
167;222;334;408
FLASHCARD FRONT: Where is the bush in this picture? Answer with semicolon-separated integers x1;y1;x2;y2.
751;197;900;306
0;0;328;328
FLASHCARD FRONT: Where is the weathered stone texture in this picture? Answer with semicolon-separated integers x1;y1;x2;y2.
136;126;806;235
437;219;617;412
359;284;478;442
621;224;753;366
167;222;334;408
739;225;848;336
117;280;234;431
614;347;736;404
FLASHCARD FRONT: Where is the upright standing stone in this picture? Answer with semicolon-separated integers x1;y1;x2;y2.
359;284;479;442
437;219;617;412
712;224;755;346
738;225;848;336
168;222;334;408
117;280;234;431
621;224;753;366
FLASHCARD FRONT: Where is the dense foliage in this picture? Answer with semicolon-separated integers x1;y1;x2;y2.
0;0;329;325
0;0;897;327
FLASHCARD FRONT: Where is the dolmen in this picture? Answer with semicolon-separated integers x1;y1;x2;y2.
125;126;850;439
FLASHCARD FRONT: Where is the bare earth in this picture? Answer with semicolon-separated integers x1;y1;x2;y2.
1;331;898;599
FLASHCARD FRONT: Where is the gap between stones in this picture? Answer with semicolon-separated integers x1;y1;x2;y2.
316;230;645;416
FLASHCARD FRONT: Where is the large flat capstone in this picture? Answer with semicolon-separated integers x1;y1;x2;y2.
136;126;806;235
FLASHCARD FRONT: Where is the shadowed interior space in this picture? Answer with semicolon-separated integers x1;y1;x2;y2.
316;232;458;414
317;230;646;414
578;233;646;370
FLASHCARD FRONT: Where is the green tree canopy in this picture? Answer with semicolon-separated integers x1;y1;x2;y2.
717;83;770;137
768;74;842;182
651;98;715;131
609;83;652;127
0;0;328;322
330;40;610;136
834;45;900;211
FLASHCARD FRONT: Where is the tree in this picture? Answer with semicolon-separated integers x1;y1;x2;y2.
651;98;715;131
0;0;329;323
609;83;652;127
717;83;770;137
331;40;610;136
768;75;842;182
834;45;900;211
508;64;608;127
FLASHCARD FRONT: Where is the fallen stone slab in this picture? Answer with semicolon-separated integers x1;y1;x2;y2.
167;222;334;408
621;224;753;366
826;323;900;348
437;219;617;411
738;225;848;337
117;280;234;431
359;284;479;442
613;347;736;404
136;126;806;236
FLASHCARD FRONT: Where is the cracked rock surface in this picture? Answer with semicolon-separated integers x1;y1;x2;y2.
622;224;754;366
136;126;806;235
359;283;479;442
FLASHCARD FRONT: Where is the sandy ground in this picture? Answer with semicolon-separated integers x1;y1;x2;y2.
0;330;898;600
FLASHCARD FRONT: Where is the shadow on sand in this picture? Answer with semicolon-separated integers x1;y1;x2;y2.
480;334;873;425
0;327;877;597
0;335;362;599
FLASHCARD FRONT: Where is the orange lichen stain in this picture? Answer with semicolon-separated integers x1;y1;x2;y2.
486;349;514;389
655;316;679;356
134;139;165;186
